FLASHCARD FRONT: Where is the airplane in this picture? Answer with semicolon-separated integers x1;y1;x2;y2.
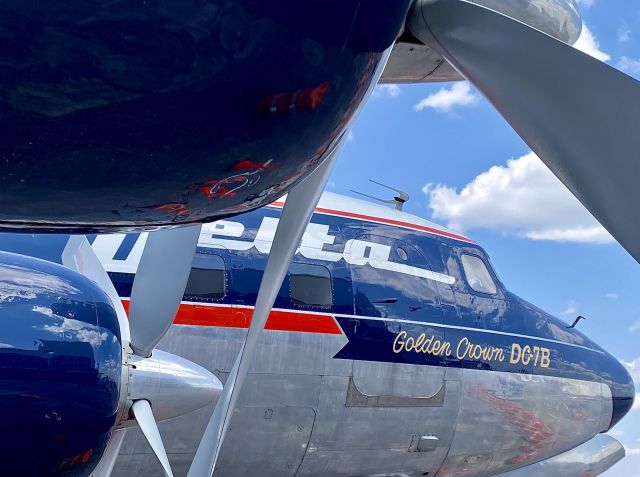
0;191;634;476
0;0;639;476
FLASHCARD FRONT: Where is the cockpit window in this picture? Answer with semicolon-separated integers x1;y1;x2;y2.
460;254;497;295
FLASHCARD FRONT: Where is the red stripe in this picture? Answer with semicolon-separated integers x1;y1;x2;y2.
269;201;474;243
121;300;342;335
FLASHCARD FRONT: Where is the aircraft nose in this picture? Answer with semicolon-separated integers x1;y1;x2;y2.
605;353;635;429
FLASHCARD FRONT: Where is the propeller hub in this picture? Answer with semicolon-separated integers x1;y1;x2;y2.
120;349;222;425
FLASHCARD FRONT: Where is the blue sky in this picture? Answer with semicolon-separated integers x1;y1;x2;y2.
329;1;640;474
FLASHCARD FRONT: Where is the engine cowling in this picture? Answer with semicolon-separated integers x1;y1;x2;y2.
0;0;411;232
0;251;122;476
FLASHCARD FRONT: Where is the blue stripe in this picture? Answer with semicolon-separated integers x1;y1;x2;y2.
113;234;140;261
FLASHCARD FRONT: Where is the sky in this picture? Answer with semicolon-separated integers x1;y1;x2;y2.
328;1;640;475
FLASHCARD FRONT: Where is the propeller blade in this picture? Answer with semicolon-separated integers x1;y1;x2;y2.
408;0;640;262
89;429;127;477
131;400;174;477
187;145;342;477
129;225;201;357
61;236;130;344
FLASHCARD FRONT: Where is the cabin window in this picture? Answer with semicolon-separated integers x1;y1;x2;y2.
289;262;332;308
184;254;226;301
460;254;497;295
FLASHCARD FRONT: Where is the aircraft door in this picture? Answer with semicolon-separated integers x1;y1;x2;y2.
344;234;446;399
305;234;455;477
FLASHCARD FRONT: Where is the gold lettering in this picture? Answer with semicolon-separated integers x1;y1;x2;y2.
423;335;434;353
510;343;522;364
405;336;415;352
456;337;469;360
395;332;549;369
540;347;551;368
431;339;441;355
392;331;406;353
532;346;540;366
442;342;452;356
414;333;425;352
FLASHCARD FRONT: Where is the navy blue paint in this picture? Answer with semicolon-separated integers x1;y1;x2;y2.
0;251;121;476
113;234;140;261
333;317;600;378
0;0;411;232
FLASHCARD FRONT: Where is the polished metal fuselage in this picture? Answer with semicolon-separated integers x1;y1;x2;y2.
111;325;611;477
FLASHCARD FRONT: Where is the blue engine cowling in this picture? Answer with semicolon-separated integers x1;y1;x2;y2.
0;0;411;232
0;251;121;476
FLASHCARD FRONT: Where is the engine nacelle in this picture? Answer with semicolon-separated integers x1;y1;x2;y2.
0;251;121;476
0;0;411;232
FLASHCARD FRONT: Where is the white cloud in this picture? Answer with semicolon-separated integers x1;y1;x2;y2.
618;56;640;76
575;0;595;7
373;84;401;98
629;321;640;333
618;27;632;43
414;82;478;113
525;227;612;243
0;263;81;302
561;300;578;316
605;293;618;299
627;445;640;455
39;316;110;347
623;357;640;384
424;152;614;243
573;23;611;62
622;358;640;413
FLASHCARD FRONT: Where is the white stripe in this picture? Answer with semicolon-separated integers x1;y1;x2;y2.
125;298;603;355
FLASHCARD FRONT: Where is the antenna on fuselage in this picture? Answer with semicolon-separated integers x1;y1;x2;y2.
351;179;409;211
567;315;586;329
